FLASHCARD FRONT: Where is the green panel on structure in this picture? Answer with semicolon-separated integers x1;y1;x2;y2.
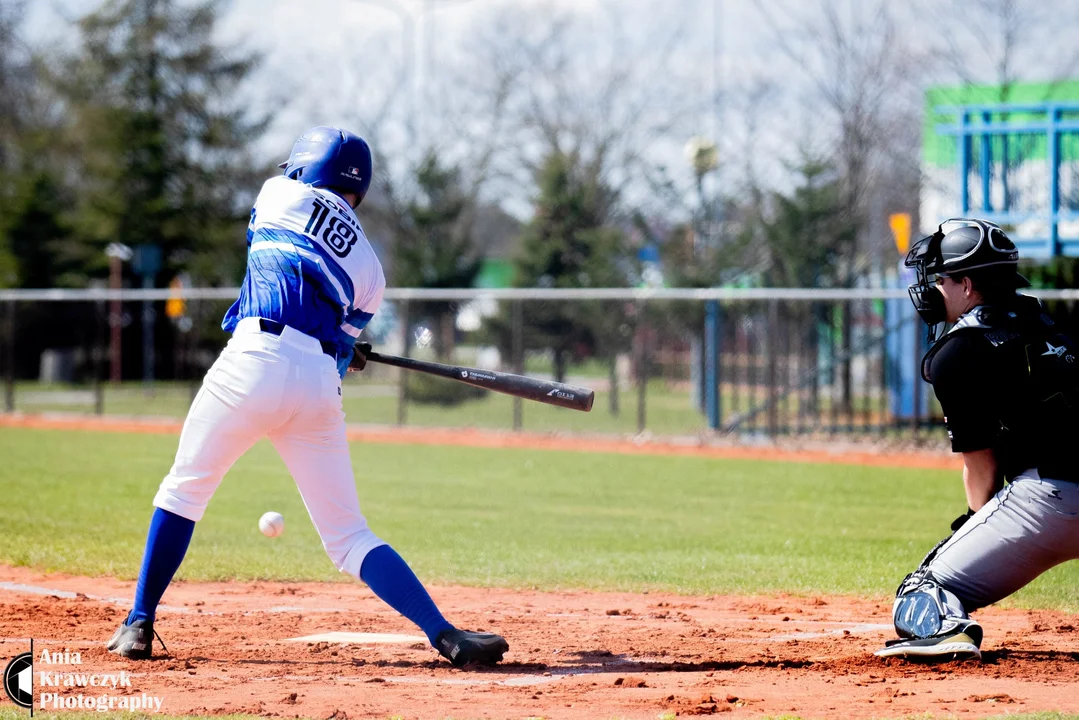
474;258;515;288
924;81;1079;167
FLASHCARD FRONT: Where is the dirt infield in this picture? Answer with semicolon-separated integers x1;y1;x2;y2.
0;413;964;471
1;567;1076;719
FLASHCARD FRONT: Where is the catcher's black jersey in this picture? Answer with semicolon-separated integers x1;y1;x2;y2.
923;295;1079;479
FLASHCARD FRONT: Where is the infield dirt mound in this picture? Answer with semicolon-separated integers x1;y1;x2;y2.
1;566;1076;719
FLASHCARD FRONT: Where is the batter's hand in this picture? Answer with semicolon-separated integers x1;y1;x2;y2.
348;343;372;372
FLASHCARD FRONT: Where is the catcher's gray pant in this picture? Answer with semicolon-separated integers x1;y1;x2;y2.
927;470;1079;611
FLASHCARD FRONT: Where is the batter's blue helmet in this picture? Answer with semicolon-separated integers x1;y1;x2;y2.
278;126;373;207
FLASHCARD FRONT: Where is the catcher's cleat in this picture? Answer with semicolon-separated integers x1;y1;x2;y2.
435;628;509;667
106;619;167;660
875;619;982;661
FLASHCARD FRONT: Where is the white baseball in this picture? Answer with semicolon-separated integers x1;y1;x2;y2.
259;511;285;538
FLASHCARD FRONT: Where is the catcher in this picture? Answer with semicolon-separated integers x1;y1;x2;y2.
877;218;1079;660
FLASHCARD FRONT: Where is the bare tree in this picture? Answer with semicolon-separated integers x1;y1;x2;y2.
752;0;922;414
0;0;31;174
921;0;1079;100
468;2;700;226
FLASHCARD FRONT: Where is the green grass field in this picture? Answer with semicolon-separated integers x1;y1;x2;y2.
11;377;903;437
0;426;1076;611
12;379;709;434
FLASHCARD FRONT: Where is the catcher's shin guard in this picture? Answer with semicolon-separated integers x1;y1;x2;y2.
435;628;509;667
875;568;982;660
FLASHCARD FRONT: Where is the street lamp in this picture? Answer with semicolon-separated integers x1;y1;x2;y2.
343;0;474;150
683;138;720;427
105;242;133;383
345;0;417;145
684;137;718;250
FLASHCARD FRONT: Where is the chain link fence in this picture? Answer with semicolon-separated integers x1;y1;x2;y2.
3;288;1078;439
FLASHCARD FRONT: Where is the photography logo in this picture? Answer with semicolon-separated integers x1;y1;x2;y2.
3;652;32;708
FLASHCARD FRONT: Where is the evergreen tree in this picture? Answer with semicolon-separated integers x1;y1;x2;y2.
512;150;630;382
5;172;77;288
761;157;858;415
0;0;31;287
762;158;855;289
388;151;482;360
54;0;267;287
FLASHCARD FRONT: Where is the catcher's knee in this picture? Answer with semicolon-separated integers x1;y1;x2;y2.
892;567;971;640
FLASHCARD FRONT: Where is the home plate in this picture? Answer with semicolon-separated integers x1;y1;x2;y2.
286;631;427;644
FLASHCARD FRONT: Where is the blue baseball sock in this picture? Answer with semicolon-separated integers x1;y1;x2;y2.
359;544;454;645
126;508;196;624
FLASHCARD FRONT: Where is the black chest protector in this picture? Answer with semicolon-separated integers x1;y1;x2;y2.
921;295;1079;479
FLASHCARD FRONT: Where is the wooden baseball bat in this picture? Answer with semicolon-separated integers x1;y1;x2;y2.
359;350;595;412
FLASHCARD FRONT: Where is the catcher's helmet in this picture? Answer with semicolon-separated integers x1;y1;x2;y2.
278;126;373;207
905;218;1030;340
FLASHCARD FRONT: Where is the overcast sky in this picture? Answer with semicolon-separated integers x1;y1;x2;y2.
26;1;768;163
23;0;1079;219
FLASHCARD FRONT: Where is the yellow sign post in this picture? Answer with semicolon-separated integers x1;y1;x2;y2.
165;276;186;320
889;213;911;255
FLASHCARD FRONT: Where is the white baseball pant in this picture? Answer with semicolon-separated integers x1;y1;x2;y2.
153;317;385;577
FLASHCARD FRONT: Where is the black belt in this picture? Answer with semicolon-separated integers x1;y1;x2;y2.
258;318;338;360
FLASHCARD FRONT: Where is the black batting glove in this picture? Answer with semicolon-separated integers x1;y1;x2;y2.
348;343;372;372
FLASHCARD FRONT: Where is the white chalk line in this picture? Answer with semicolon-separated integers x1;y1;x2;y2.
285;631;427;645
770;622;892;640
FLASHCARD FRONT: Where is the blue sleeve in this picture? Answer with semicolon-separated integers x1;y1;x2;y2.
334;327;359;379
336;346;355;379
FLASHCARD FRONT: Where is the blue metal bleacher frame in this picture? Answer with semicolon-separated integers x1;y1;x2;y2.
935;102;1079;258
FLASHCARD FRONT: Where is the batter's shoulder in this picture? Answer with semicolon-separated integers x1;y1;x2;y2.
258;175;312;203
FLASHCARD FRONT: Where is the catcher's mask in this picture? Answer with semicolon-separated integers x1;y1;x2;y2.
904;218;1029;342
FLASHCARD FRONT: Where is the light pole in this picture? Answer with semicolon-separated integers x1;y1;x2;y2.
105;243;133;383
345;0;417;145
684;137;720;428
683;136;718;251
344;0;474;151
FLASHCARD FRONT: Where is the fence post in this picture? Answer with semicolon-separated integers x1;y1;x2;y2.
912;321;921;438
767;299;779;437
636;301;647;434
512;300;523;430
396;300;410;426
188;297;202;404
142;279;155;397
879;297;889;436
94;296;105;415
704;300;721;430
4;300;14;413
109;260;123;383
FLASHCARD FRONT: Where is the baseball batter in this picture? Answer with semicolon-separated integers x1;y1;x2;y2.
877;218;1079;660
106;126;509;667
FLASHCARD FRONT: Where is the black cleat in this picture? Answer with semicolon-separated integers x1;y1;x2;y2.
435;628;509;667
106;619;158;660
875;619;982;661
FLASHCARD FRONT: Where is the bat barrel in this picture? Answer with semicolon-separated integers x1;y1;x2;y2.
364;351;594;412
